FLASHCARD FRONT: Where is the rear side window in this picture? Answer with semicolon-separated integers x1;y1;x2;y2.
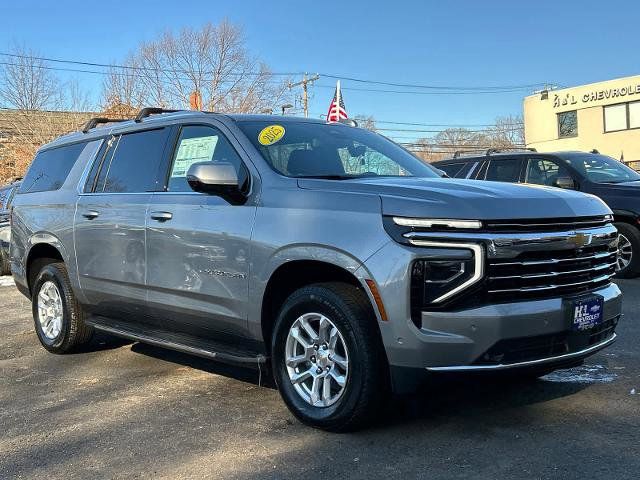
19;142;87;193
93;128;169;193
484;158;524;182
438;162;465;177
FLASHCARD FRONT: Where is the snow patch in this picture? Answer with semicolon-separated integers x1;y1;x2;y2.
542;364;617;383
0;276;15;287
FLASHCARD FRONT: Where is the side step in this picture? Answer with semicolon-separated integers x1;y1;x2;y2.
86;316;268;365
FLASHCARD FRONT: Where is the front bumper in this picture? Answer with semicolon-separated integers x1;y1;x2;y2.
358;238;623;373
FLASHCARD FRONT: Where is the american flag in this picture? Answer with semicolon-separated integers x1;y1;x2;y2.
327;80;348;122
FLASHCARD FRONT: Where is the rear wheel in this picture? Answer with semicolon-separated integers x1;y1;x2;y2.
614;222;640;278
271;282;389;432
32;262;93;353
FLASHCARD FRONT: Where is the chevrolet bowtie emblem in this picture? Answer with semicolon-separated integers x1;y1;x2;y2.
572;232;593;248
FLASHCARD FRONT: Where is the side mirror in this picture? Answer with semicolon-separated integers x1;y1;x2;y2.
553;176;577;190
186;162;247;203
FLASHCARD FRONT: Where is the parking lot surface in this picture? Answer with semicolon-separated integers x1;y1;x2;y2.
0;278;638;479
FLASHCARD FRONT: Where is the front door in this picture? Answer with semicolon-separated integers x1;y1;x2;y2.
74;127;171;320
146;124;256;340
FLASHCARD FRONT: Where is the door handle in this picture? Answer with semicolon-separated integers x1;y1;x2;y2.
82;210;99;220
150;211;173;222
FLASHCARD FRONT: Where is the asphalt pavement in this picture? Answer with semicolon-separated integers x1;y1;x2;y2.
0;277;638;479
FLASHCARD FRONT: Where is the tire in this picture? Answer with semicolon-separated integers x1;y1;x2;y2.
31;262;93;353
0;250;9;276
614;222;640;279
271;282;389;432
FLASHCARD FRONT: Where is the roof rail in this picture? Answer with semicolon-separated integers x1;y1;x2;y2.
81;117;127;134
134;107;182;123
485;147;537;156
452;149;488;159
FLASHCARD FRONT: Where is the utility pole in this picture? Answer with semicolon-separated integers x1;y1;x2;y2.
288;73;319;118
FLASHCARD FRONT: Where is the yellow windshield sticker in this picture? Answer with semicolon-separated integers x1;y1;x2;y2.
258;125;285;146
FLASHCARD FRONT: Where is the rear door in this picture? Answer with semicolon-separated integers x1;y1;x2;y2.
145;122;257;340
74;127;171;320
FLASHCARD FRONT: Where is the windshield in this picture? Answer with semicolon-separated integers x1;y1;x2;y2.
560;154;640;183
236;121;438;179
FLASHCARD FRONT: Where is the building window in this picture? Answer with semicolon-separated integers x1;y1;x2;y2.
604;104;628;132
557;110;577;138
629;101;640;129
604;101;640;132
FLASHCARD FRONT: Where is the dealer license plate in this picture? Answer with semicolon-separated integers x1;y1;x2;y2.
571;296;604;331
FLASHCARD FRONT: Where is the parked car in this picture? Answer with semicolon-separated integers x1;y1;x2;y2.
0;179;21;275
10;109;621;431
434;149;640;278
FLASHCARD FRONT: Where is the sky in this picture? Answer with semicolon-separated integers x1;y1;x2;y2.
1;0;640;142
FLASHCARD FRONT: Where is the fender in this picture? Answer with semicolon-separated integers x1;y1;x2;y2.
247;243;383;339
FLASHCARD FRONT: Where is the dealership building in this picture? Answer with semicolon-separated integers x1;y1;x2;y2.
524;74;640;168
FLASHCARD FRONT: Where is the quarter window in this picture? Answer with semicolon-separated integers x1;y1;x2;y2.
484;159;523;182
167;125;244;192
19;142;89;193
94;128;169;193
557;110;578;138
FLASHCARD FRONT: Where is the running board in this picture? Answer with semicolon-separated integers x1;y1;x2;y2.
87;317;268;365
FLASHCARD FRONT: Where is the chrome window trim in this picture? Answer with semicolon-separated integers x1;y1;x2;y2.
465;161;479;179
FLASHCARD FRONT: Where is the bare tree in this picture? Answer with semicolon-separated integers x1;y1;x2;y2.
0;44;60;110
102;21;291;113
353;115;377;131
485;115;525;148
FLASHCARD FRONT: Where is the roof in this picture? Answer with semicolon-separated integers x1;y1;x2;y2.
43;110;333;150
434;150;600;164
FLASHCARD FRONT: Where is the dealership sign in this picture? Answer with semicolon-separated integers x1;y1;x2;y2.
553;83;640;108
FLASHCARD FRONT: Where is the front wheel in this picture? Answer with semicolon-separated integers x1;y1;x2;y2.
614;222;640;279
271;282;389;432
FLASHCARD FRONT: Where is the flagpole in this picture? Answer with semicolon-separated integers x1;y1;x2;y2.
336;80;341;121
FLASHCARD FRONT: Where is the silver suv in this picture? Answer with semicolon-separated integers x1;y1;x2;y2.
10;108;622;431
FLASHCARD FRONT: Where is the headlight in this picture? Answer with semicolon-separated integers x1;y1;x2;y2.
410;242;484;306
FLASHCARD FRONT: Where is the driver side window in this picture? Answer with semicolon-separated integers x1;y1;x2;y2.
167;125;244;192
525;158;569;186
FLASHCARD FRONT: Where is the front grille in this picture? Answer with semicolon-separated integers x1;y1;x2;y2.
473;317;618;366
486;243;617;303
484;215;610;233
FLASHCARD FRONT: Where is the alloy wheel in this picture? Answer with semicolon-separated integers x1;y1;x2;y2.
617;233;633;272
284;312;349;407
37;281;63;340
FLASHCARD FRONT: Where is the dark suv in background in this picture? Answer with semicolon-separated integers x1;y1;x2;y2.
434;149;640;278
0;179;21;275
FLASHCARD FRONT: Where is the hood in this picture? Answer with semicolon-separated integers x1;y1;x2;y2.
298;177;611;219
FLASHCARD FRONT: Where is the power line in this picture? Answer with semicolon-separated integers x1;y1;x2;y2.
0;51;553;92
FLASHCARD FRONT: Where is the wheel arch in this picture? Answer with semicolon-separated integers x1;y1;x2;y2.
258;256;380;354
25;241;66;296
611;209;640;228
